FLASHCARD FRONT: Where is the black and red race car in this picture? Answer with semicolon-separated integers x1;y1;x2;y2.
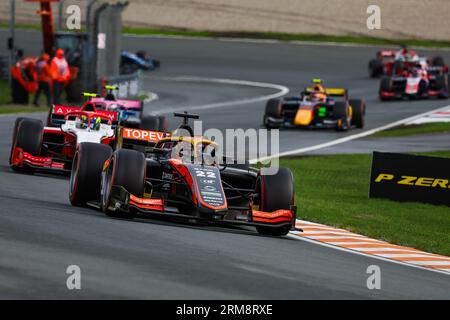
69;112;298;236
10;102;118;174
368;46;448;78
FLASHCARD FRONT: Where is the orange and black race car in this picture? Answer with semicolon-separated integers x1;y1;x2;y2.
69;112;298;236
263;79;366;131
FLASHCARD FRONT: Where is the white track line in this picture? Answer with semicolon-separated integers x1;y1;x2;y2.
252;103;450;163
142;75;289;115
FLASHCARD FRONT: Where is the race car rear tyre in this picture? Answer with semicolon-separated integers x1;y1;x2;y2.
69;143;113;206
334;102;350;131
349;99;365;129
255;167;294;236
140;115;160;130
102;149;146;219
158;115;169;131
368;59;383;78
435;74;449;98
264;98;282;129
432;56;445;67
393;60;403;76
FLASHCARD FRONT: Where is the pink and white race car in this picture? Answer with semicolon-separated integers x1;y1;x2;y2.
379;58;449;101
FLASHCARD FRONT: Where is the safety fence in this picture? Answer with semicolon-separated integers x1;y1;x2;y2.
101;70;142;99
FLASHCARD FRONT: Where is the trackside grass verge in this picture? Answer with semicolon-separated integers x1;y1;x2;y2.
280;151;450;256
122;27;450;48
0;105;49;114
0;79;49;114
1;24;450;48
372;122;450;138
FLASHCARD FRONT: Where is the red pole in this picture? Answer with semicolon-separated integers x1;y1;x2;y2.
24;0;57;54
39;1;55;55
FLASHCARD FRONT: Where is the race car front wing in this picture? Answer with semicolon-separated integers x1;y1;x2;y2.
97;185;299;230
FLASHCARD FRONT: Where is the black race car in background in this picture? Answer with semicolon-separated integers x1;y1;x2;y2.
263;79;366;131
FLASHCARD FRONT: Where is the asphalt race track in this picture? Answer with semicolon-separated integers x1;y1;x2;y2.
0;30;450;298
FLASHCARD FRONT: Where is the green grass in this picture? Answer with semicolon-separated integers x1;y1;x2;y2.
280;151;450;256
2;23;450;48
0;105;49;114
0;79;11;105
122;27;450;48
0;79;50;114
372;123;450;138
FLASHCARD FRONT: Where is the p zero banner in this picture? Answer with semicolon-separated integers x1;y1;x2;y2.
369;151;450;207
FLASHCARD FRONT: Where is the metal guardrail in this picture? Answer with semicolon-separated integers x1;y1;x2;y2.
103;70;142;99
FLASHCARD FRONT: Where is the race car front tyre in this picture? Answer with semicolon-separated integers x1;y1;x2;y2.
368;59;383;78
69;143;113;206
264;98;282;128
349;99;365;129
334;102;350;131
255;167;294;236
11;118;44;172
379;77;392;101
102;149;146;219
9;117;25;165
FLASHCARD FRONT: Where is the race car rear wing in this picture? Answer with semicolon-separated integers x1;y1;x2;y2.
116;127;170;149
377;50;396;58
304;87;348;97
49;105;118;126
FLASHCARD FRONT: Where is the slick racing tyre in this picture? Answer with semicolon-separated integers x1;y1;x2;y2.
9;117;25;165
334;102;350;131
392;60;404;76
379;77;392;101
101;149;146;219
158;115;169;131
140;115;160;130
69;142;113;206
263;98;282;129
11;118;43;172
255;167;294;236
432;56;445;67
349;99;365;129
435;74;449;99
368;59;383;78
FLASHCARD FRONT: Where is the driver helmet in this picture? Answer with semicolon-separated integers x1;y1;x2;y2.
76;115;89;129
90;117;101;130
310;91;327;102
410;67;421;77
